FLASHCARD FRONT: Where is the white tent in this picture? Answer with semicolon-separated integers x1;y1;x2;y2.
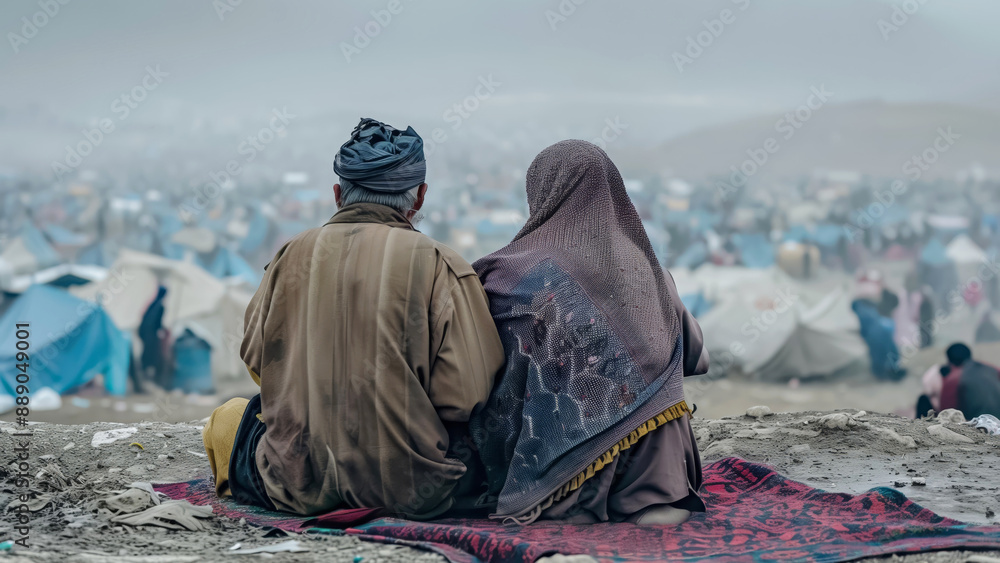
946;234;988;284
71;249;251;382
693;266;868;381
3;264;108;293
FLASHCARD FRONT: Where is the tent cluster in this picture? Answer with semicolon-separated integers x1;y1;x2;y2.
0;180;336;409
657;175;1000;382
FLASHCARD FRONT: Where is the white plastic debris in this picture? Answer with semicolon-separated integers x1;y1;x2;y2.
228;540;309;554
32;387;62;411
967;414;1000;436
92;427;139;447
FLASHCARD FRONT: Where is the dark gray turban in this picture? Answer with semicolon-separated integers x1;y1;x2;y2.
333;118;426;193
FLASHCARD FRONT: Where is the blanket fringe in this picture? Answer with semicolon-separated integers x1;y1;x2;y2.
511;401;691;524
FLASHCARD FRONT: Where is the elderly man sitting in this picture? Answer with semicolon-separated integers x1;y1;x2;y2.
202;118;504;519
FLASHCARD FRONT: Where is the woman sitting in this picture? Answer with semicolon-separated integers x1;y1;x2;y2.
470;140;709;525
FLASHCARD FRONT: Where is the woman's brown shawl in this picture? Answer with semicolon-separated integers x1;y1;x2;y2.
470;140;705;519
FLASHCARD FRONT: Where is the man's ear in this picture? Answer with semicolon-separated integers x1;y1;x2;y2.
334;183;342;208
412;183;428;212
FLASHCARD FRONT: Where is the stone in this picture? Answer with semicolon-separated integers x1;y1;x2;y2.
927;424;974;444
937;409;966;424
746;405;773;418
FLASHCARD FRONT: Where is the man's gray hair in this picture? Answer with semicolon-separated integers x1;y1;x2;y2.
338;178;419;214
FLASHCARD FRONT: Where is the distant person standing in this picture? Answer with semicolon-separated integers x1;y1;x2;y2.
138;286;168;388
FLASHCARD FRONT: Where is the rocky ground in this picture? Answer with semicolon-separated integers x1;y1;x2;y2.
1;410;999;562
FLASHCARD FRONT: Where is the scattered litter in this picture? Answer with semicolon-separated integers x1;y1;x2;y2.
967;414;1000;436
937;408;966;424
816;412;862;429
229;543;242;551
746;405;773;418
64;442;75;450
227;540;308;554
927;424;974;444
33;386;62;411
111;500;213;531
130;481;164;505
187;450;208;458
70;397;91;408
100;488;153;514
911;477;926;486
130;442;145;450
0;540;13;551
92;427;139;447
354;556;364;563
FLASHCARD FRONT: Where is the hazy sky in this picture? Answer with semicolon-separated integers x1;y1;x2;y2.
2;0;999;144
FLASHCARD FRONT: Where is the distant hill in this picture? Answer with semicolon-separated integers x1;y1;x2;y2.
627;101;1000;182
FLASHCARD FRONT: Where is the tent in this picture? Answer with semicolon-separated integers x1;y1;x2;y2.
236;205;270;256
733;233;775;269
206;247;260;287
918;238;960;314
71;250;252;382
3;264;108;293
77;240;117;267
776;242;821;279
0;223;61;276
946;234;988;283
673;240;708;269
43;224;90;247
681;292;713;318
0;285;130;397
693;266;868;381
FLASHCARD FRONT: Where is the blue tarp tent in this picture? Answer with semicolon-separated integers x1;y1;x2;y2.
44;224;89;246
18;223;62;268
673;240;709;269
238;205;270;256
681;292;713;318
812;224;845;249
734;233;775;269
77;241;115;267
783;225;811;244
665;209;720;235
0;285;130;397
207;247;260;286
172;329;213;394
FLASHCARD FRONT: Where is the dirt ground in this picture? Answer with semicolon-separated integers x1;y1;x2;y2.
1;410;999;563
